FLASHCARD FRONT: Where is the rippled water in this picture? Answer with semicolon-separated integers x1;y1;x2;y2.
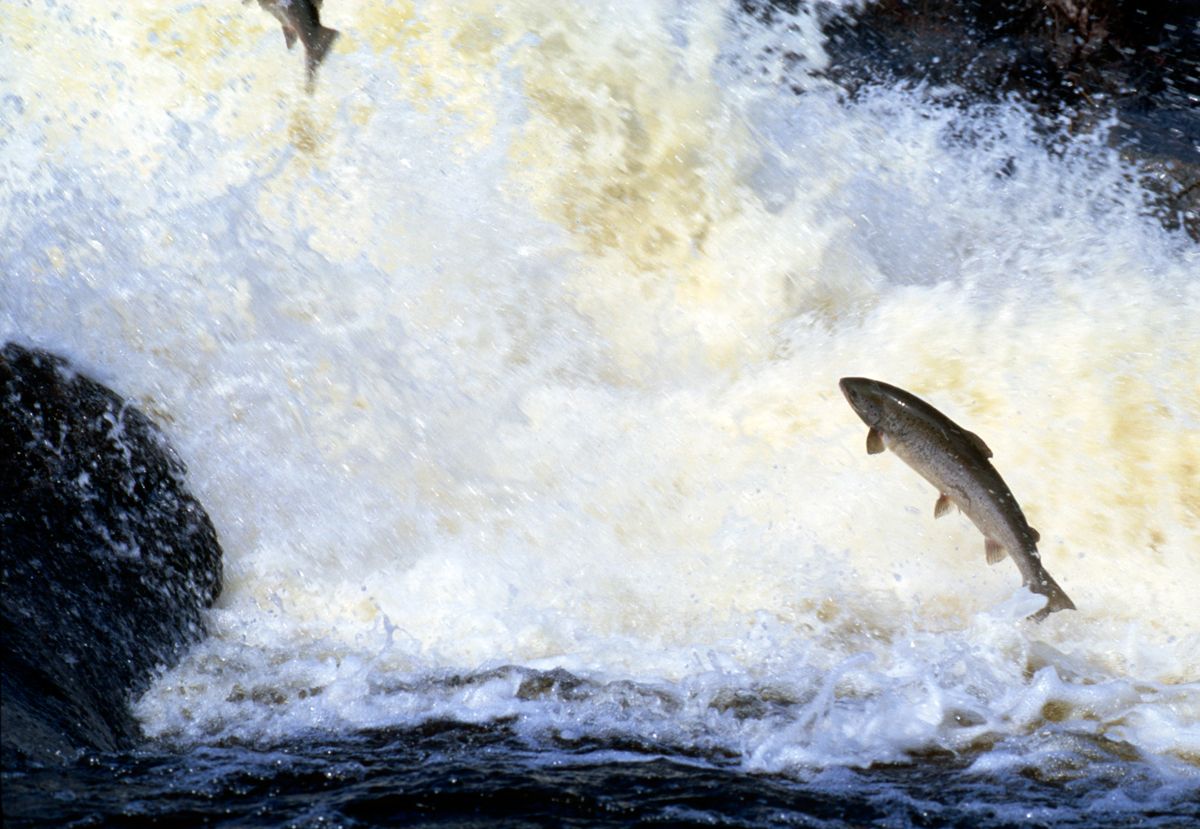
6;725;1198;828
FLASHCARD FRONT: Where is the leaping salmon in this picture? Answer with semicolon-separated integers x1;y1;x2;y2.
839;377;1075;621
251;0;339;86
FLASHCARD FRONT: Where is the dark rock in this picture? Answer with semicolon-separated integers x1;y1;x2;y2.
1;343;222;767
742;0;1200;240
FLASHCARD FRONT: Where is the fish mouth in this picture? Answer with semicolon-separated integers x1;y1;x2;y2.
838;376;873;408
838;377;858;401
839;377;874;393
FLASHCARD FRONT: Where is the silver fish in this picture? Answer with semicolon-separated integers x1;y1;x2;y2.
839;377;1075;621
252;0;339;84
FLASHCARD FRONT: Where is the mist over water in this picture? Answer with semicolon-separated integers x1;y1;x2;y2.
3;0;1199;822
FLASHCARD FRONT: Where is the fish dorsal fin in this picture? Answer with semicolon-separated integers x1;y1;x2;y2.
866;428;885;455
965;429;993;459
934;493;954;518
985;539;1007;565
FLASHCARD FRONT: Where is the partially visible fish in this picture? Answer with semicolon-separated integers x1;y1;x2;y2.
252;0;339;84
839;376;1076;621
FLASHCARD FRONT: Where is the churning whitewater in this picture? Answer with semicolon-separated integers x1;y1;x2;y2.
2;0;1199;823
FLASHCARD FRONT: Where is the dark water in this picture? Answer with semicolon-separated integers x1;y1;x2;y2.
5;726;1198;828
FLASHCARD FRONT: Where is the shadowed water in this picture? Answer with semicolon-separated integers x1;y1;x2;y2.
5;723;1198;828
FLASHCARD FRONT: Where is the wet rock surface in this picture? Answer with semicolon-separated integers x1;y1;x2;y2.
745;0;1199;239
1;343;222;767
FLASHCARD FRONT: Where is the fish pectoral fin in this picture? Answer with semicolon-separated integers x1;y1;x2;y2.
985;539;1007;565
934;493;954;518
866;428;885;455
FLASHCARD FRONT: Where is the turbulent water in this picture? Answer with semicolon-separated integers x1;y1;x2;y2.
3;0;1199;826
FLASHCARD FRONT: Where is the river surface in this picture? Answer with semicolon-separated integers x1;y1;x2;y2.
2;1;1198;826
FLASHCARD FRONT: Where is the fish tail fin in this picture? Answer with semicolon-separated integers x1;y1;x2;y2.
305;26;339;76
1026;569;1076;622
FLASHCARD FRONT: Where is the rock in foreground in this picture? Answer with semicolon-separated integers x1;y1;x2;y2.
1;343;222;766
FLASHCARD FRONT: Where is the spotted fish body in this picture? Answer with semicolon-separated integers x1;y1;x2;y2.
839;377;1075;621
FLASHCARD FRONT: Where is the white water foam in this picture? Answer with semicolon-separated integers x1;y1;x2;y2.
3;0;1198;784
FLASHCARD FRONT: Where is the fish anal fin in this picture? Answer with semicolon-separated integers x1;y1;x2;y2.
965;429;993;459
934;493;954;518
985;539;1007;565
283;25;298;49
866;428;885;455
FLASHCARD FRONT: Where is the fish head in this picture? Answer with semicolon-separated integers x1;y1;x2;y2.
839;377;886;427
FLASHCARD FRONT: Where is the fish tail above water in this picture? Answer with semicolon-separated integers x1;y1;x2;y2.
251;0;340;85
1022;558;1077;621
301;21;339;77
